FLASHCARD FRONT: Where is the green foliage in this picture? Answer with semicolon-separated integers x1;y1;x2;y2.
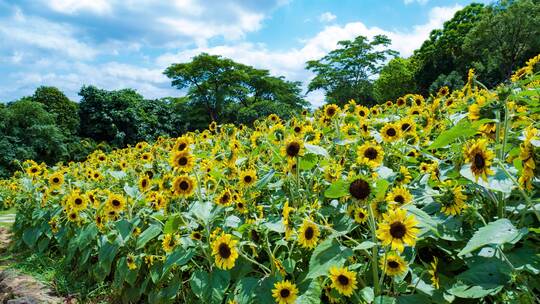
306;35;398;106
373;57;418;102
32;86;80;135
428;71;464;94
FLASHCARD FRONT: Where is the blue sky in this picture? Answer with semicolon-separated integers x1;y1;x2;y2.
0;0;488;106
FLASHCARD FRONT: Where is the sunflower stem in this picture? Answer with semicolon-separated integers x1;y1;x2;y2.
367;203;381;296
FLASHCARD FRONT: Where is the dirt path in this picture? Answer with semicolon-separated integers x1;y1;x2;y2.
0;227;66;304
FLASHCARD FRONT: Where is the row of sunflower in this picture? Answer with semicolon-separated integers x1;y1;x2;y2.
1;55;539;303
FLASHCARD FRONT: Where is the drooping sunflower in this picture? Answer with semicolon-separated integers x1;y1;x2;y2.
172;175;196;198
376;208;419;253
428;257;440;289
380;123;401;142
463;139;495;181
348;177;372;202
440;185;467;216
106;193;127;212
329;266;358;296
297;219;320;249
162;233;178;253
386;186;413;208
356;142;384;168
215;188;233;206
48;172;64;189
239;169;257;188
282;137;304;159
394;166;412;184
211;233;239;270
272;280;299;304
380;252;408;276
170;150;195;172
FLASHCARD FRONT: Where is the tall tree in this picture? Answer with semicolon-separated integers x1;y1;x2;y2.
306;35;397;106
164;53;306;124
32;86;80;135
373;57;418;102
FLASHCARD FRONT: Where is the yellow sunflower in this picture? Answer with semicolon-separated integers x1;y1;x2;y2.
239;169;257;188
282;137;304;159
386;186;413;208
463;139;495;181
211;233;239;270
329;266;358;296
215;188;233;206
272;280;299;304
162;233;178;253
353;207;368;224
170;150;195;172
376;208;419;252
428;257;440;289
172;175;196;198
106;193;127;212
348;177;372;202
380;252;408;276
138;175;151;192
323;104;340;119
68;190;88;212
440;185;467;216
48;172;64;189
394;166;412;184
173;135;192;152
297;219;320;249
127;254;137;270
380;123;401;142
356;142;384;168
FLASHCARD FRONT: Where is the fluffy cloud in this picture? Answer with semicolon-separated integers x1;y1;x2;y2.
319;12;336;23
404;0;429;5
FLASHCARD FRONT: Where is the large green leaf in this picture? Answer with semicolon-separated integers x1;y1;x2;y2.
163;213;186;234
458;219;527;256
296;279;322;304
459;164;516;193
428;118;492;149
162;248;195;275
136;224;162;250
255;169;275;190
190;269;230;304
304;143;329;158
306;239;352;279
448;259;511;298
236;277;259;304
324;180;349;198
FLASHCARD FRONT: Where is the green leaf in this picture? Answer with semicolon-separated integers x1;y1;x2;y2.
448;259;511;298
108;170;126;179
359;287;374;303
163;213;186;234
123;184;140;199
354;241;376;251
115;220;133;242
190;269;230;304
428;118;492;149
306;239;352;279
255;169;275;190
459;164;515;193
397;294;431;304
458;219;527;256
236;277;259;304
296;279;322;304
162;248;195;274
190;201;214;224
299;153;318;170
304;143;329;158
324;180;349;198
22;227;41;248
136;224;162;250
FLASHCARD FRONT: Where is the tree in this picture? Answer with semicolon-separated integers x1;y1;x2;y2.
429;71;464;94
32;86;79;135
373;57;418;102
306;35;397;106
164;53;306;125
463;0;540;85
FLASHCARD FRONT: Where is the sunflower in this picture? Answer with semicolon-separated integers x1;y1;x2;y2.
48;172;64;189
162;233;178;253
272;280;299;304
270;124;287;143
127;254;137;270
215;188;233;206
396;97;406;107
173;136;192;152
376;208;419;252
440;185;467;216
324;104;340;119
268;113;281;124
380;252;408;276
172;175;196;198
170;150;195;172
463;139;495;181
69;191;88;212
281;137;304;159
140;152;153;162
348;177;372;201
26;165;41;176
519;127;537;190
106;193;127;212
399;117;416;134
437;86;449;97
138;175;151;192
394;166;412;184
352;207;368;224
211;233;239;270
428;257;440;289
356;142;384;168
297;219;320;249
380;123;401;142
329;266;358;296
303;125;322;144
239;169;257;188
341;124;358;138
386;186;413;208
67;210;79;222
190;231;203;241
468;103;480;121
209;121;217;132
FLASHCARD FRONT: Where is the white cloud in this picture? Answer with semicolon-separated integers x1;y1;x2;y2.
47;0;113;15
404;0;429;5
319;12;336;23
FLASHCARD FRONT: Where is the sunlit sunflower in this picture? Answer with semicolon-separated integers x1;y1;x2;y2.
67;190;88;212
463;139;495;181
138;175;151;192
211;233;239;270
396;97;406;107
173;135;192;152
190;231;203;241
329;266;358;296
48;172;64;189
172;175;196;198
282;137;304;159
239;169;257;188
67;210;79;222
106;193;127;212
209;121;217;132
26;164;42;176
162;233;178;253
437;86;449;97
379;252;408;276
303;125;322;144
428;257;440;289
268;113;281;124
376;208;419;252
386;186;413;208
270;123;287;143
272;280;299;304
341;123;358;138
356;142;384;168
297;219;320;249
170;150;195;172
353;207;368;224
324;104;340;119
399;117;416;134
380;123;401;142
440;185;467;216
215;188;233;206
348;177;372;202
394;166;412;184
140;152;153;162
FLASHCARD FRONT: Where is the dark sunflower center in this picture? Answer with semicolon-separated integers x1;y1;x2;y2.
112;199;121;207
386;128;397;137
388;260;400;269
280;288;291;298
359;110;366;116
349;179;371;200
337;274;350;286
415;99;421;105
178;157;188;166
294;126;301;133
75;198;83;205
358;212;365;219
412;110;419;115
194;232;201;239
179;181;189;190
238;202;244;209
70;213;77;219
401;123;411;131
327;108;336;116
473;153;485;169
305;226;314;240
364;147;378;160
286;142;300;157
142;180;147;188
390;222;407;238
218;243;231;258
221;194;230;204
394;195;405;204
31;168;38;173
362;125;368;132
244;175;252;183
53;177;60;183
179;143;187;151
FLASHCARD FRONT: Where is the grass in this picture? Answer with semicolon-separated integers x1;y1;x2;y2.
0;208;15;228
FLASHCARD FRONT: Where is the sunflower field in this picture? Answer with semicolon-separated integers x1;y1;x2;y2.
1;55;540;304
